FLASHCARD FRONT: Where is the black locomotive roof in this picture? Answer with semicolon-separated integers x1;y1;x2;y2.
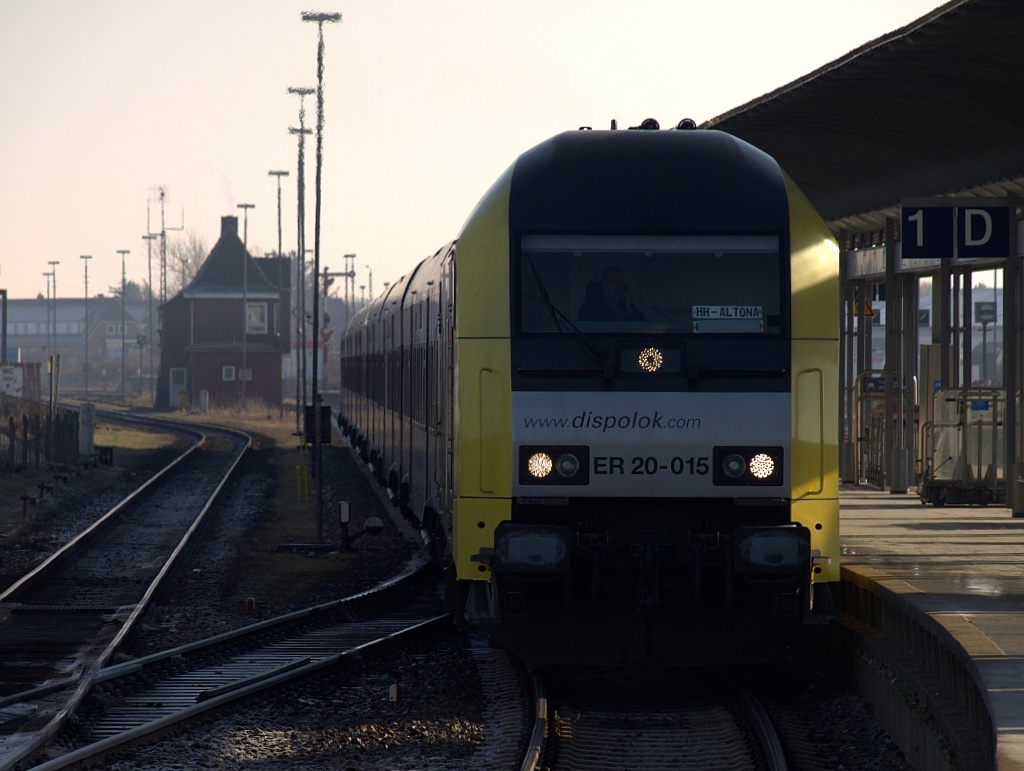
508;129;790;235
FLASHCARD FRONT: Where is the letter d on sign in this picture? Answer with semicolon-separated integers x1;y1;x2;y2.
963;208;992;247
958;206;1010;259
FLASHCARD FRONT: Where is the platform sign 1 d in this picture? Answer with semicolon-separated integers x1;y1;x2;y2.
901;205;1011;259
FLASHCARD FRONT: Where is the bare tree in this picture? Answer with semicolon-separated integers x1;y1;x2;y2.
166;230;209;296
108;279;147;302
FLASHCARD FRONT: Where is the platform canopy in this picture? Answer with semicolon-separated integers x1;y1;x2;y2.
702;0;1024;235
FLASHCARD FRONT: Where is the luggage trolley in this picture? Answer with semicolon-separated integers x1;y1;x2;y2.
919;388;1006;506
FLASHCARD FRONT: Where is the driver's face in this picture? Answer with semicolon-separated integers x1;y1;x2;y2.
603;271;626;299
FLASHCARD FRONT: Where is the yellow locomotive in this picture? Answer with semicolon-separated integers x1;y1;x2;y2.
339;121;839;666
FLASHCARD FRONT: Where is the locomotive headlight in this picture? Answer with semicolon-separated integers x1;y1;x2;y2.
555;453;580;477
519;445;590;486
619;345;681;375
712;446;783;486
637;347;664;373
527;452;554;479
749;453;775;479
722;454;746;478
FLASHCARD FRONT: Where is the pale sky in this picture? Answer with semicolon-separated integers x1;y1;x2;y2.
1;0;946;302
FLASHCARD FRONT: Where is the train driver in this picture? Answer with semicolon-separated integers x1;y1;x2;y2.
576;266;646;322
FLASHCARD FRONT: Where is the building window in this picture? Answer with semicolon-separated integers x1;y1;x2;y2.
246;302;268;334
222;365;236;381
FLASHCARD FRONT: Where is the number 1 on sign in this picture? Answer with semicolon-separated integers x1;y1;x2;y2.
907;209;924;247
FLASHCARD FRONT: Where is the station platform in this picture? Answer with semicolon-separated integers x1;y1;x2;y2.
840;484;1024;771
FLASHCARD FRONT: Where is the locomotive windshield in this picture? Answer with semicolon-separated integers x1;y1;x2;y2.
518;234;783;335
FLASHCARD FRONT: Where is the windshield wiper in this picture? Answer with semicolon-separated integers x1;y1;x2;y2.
527;257;605;363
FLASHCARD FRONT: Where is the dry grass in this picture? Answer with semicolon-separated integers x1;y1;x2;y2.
93;422;184;468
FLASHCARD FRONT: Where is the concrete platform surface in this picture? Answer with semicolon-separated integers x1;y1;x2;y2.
840;485;1024;770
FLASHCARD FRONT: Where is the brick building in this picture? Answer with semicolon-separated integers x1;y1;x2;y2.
156;216;290;409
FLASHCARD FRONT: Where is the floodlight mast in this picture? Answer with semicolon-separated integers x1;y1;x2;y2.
288;86;315;433
269;170;290;416
142;233;158;398
43;270;53;410
0;288;7;367
80;255;92;396
237;202;255;405
301;9;341;544
342;253;356;328
268;170;289;276
156;187;184;307
117;250;130;401
47;260;59;359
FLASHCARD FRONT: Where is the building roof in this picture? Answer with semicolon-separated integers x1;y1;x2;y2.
183;216;280;299
6;297;146;326
702;0;1024;235
255;256;291;290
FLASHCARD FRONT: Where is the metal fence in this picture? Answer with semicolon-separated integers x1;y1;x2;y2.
0;395;80;472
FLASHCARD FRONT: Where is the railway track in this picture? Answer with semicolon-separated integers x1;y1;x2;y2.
0;415;250;770
20;560;445;770
532;668;789;771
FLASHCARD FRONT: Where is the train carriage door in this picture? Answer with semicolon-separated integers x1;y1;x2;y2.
370;321;380;456
441;248;456;515
424;283;434;514
395;310;404;478
386;311;397;471
354;328;362;426
342;325;350;421
400;289;414;498
365;324;371;444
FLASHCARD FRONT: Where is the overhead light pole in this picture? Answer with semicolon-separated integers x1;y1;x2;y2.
237;202;254;249
237;203;255;405
288;85;315;431
43;271;54;411
47;260;59;359
43;270;53;360
268;170;289;264
302;10;341;406
342;253;355;327
80;255;92;397
117;249;130;401
142;233;158;397
302;9;341;543
269;170;290;415
0;288;7;366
